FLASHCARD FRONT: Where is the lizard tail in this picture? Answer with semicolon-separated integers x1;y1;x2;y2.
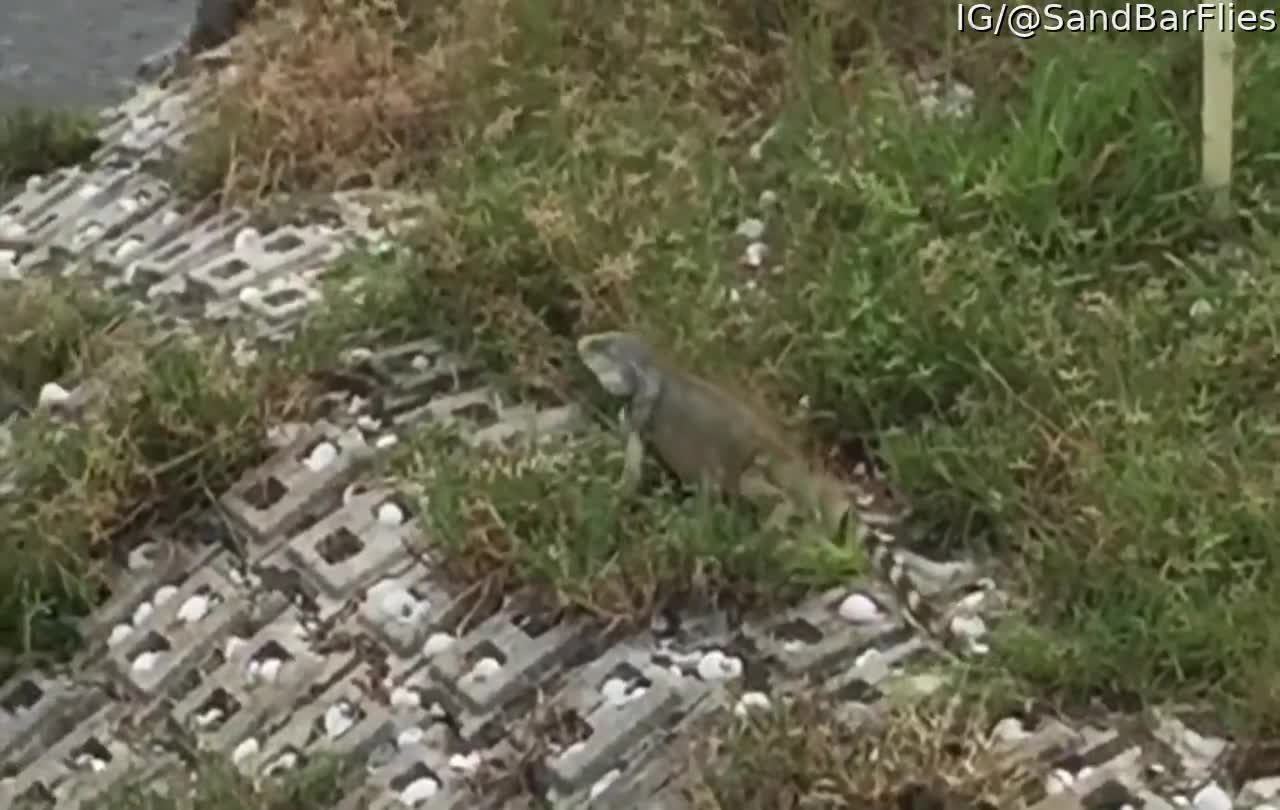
835;508;958;650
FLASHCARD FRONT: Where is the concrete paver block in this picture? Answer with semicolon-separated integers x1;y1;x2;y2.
0;703;134;810
544;645;702;796
429;609;586;741
0;673;107;770
107;561;275;697
128;207;253;289
220;421;376;558
239;663;394;778
170;609;358;753
281;486;418;601
187;224;343;300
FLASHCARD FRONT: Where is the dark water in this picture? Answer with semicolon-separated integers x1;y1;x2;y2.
0;0;194;110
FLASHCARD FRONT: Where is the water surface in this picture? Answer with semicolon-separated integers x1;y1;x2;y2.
1;0;193;110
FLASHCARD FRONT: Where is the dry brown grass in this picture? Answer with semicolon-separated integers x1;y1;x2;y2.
179;0;1003;204
689;690;1039;810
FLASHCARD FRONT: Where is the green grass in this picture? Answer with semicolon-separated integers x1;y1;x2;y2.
85;750;356;810
0;279;317;675
231;0;1280;742
0;106;101;187
389;425;866;625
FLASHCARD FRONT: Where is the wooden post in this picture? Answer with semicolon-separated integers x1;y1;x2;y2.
1202;22;1236;221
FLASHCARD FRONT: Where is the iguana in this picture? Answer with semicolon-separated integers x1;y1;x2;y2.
576;330;979;651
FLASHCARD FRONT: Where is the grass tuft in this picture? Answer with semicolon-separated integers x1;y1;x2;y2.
392;425;868;627
0;106;101;188
690;685;1038;810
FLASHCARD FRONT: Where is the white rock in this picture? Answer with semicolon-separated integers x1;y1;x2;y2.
161;210;181;227
370;583;423;624
113;235;142;257
131;651;160;673
375;434;399;449
1192;782;1232;810
37;383;72;408
77;182;103;200
410;354;431;371
991;716;1029;743
231;737;259;765
735;218;765;240
837;592;882;623
589;768;621;800
194;707;224;728
759;189;779;208
744;241;768;267
733;691;772;717
377;502;405;527
177;594;211;624
423;632;455;657
399;776;440;804
257;657;283;684
324;702;356;738
695;650;743;682
266;751;298;774
237;286;261;303
152;585;178;606
1244;777;1280;801
469;657;503;681
949;613;988;639
1045;768;1074;795
449;752;482;773
107;624;133;647
396;726;426;748
304;441;339;471
390;687;421;709
233;227;261;251
224;635;249;659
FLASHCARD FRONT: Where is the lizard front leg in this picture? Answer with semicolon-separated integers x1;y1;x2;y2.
620;419;646;495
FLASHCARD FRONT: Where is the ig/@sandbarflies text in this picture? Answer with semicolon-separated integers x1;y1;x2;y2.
957;3;1277;38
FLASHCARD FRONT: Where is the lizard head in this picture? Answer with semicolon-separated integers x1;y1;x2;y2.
576;331;654;397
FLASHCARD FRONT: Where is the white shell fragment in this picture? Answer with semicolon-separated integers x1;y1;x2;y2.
734;691;772;717
377;501;405;527
304;441;339;471
423;632;455;657
37;382;72;408
735;218;765;240
991;716;1030;744
231;737;260;765
469;657;503;681
153;584;178;606
695;650;743;682
949;613;988;640
1193;782;1233;810
1045;768;1074;795
837;592;882;624
107;624;133;647
399;776;440;804
448;752;482;773
368;581;427;624
324;702;357;738
177;594;211;624
131;651;161;674
131;601;154;626
589;768;621;800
